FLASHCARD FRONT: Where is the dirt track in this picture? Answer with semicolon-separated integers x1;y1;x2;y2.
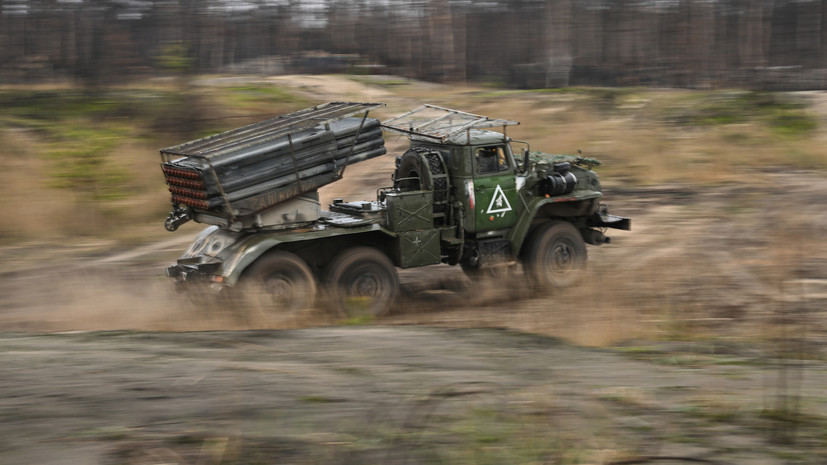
2;327;826;464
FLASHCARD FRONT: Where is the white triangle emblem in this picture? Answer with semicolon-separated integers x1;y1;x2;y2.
486;185;512;215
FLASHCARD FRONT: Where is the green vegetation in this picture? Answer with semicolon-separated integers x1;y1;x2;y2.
347;75;411;88
768;110;818;137
442;408;586;465
299;401;618;465
156;42;195;75
0;83;310;241
45;124;131;201
471;86;637;103
664;90;818;136
223;85;312;108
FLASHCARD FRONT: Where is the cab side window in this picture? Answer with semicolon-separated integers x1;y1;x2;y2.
476;146;509;174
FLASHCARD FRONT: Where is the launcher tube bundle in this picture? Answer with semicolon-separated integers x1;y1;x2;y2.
160;102;385;231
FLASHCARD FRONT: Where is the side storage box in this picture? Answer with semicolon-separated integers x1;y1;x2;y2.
385;190;433;232
395;229;441;269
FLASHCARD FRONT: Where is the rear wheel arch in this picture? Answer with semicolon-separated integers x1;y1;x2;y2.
289;232;398;272
233;230;396;280
512;199;596;255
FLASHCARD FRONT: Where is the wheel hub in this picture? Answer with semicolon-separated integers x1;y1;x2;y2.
351;274;380;297
265;277;297;305
551;244;574;272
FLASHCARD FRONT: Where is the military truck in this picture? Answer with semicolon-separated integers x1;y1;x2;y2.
162;102;630;317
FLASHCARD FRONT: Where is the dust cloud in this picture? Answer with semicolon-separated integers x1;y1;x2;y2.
2;171;827;351
0;267;195;332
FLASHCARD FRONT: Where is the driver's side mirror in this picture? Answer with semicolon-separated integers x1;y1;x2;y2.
522;148;530;173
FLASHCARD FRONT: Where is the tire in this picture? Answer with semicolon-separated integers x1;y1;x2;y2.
394;149;449;215
324;247;399;318
524;221;587;289
237;251;317;316
395;151;423;191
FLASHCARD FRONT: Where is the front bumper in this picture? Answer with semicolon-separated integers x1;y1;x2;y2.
166;260;232;308
166;258;223;285
588;206;631;231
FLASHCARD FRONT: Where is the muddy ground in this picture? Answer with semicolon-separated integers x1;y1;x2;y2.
2;173;827;464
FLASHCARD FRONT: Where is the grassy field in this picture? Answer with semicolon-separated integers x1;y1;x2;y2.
0;80;314;242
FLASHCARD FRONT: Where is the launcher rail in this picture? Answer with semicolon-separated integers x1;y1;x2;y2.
160;102;386;231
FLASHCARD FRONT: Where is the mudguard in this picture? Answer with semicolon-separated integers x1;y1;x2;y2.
170;223;392;287
507;190;603;256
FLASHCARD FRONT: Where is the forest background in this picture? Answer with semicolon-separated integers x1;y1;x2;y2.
3;0;827;90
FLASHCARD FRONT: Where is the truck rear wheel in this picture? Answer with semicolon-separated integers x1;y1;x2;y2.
239;251;317;316
524;221;586;289
324;247;399;318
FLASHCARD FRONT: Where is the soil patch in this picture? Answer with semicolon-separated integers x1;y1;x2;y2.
1;327;824;464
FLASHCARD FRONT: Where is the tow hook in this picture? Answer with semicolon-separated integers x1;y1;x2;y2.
582;228;610;245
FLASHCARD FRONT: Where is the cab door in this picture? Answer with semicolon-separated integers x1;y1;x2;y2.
472;144;519;233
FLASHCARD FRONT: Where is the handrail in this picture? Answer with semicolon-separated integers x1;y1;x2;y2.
382;103;519;142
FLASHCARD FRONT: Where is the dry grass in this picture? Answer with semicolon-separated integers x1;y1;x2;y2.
447;87;826;187
0;130;171;242
1;78;825;245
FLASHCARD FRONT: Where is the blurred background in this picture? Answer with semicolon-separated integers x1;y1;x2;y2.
3;0;827;89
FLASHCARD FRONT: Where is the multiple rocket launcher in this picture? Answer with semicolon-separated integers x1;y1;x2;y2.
160;103;386;226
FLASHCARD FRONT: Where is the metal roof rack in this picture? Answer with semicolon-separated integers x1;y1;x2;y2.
162;102;385;158
381;104;519;142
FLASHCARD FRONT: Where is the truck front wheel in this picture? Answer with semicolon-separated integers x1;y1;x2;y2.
325;247;399;318
238;251;317;316
524;221;587;289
